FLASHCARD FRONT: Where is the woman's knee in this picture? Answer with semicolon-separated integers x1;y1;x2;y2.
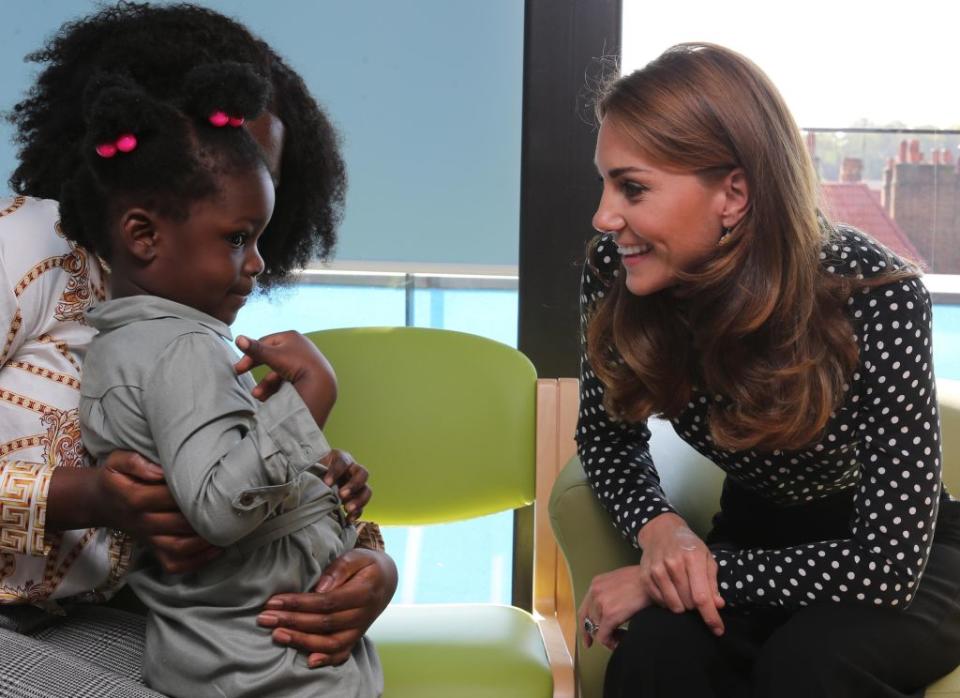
605;606;721;692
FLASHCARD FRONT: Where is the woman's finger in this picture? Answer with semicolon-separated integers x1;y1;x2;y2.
103;451;165;482
594;611;621;650
149;534;214;558
687;555;725;636
650;564;685;613
577;591;599;649
269;626;360;657
140;511;198;535
257;606;364;636
665;556;695;609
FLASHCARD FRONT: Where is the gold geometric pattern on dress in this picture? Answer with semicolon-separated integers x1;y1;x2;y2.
55;248;95;323
0;196;26;220
0;461;48;555
99;531;133;599
36;334;81;373
14;256;63;298
6;361;81;391
40;409;89;470
0;308;23;367
0;388;57;416
0;434;44;457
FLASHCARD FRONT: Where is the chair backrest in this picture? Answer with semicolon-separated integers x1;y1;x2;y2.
304;327;537;525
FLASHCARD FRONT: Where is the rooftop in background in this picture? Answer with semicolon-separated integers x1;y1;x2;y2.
808;132;960;274
820;182;925;266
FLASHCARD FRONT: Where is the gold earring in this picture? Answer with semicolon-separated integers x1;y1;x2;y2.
717;226;733;246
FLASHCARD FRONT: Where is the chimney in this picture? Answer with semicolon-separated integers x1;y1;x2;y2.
840;157;863;182
909;139;923;163
943;148;954;166
933;149;942;165
898;139;909;163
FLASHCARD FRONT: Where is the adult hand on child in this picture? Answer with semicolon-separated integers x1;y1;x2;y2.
319;449;372;522
234;332;337;427
48;450;220;574
257;548;398;668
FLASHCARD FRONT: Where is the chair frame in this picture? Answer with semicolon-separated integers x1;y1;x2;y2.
534;378;580;697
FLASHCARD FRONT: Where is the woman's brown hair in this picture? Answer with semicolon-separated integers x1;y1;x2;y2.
586;43;917;452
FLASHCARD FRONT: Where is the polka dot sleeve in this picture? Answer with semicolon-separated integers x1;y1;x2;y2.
712;277;942;609
575;237;678;548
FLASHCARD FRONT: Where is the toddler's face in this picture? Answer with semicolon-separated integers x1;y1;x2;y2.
147;165;275;324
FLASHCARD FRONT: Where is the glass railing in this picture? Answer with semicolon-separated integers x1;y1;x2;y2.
233;269;520;605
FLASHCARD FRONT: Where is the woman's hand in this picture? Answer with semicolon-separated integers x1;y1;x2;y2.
256;549;398;668
234;332;337;428
47;451;219;574
578;565;651;650
319;449;372;523
635;512;725;635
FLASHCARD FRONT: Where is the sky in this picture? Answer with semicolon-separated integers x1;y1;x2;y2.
622;0;958;130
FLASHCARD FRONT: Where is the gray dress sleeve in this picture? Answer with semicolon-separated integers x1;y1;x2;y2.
139;332;330;547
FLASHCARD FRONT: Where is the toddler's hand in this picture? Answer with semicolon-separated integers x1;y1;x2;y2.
320;449;372;522
234;332;337;427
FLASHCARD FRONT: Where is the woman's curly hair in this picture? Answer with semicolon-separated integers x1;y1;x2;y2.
7;2;346;288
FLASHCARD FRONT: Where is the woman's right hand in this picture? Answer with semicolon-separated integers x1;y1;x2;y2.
635;512;725;635
48;451;219;574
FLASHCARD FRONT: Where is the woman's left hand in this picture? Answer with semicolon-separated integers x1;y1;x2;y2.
319;449;372;523
578;565;651;651
257;549;398;667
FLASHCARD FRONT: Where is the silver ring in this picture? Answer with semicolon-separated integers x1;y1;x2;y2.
583;616;598;636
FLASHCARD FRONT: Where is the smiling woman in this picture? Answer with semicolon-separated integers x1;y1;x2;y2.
576;43;960;698
592;121;749;297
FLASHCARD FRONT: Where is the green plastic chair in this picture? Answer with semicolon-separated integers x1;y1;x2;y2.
549;379;960;697
299;327;571;698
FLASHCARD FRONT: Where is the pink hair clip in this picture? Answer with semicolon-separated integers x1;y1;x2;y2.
209;111;245;128
95;133;138;159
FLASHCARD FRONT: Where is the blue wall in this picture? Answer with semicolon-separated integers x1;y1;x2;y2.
0;0;524;266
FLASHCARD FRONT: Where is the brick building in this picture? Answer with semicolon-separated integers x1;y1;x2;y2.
882;140;960;274
808;134;960;273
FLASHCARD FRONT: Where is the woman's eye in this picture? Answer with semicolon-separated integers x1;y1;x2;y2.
620;181;648;199
228;232;248;248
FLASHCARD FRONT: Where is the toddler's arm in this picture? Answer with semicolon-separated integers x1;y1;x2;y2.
138;332;331;547
234;332;336;428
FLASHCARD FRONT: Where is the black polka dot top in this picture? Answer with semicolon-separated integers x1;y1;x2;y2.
577;226;949;609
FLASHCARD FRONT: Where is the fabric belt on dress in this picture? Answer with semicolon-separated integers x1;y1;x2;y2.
234;495;350;556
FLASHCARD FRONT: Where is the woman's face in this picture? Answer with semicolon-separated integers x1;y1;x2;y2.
592;118;734;296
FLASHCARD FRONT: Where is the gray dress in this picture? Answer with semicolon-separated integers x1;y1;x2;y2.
79;296;382;698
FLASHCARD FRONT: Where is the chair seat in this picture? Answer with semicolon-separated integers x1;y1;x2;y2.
369;604;552;698
928;665;960;696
